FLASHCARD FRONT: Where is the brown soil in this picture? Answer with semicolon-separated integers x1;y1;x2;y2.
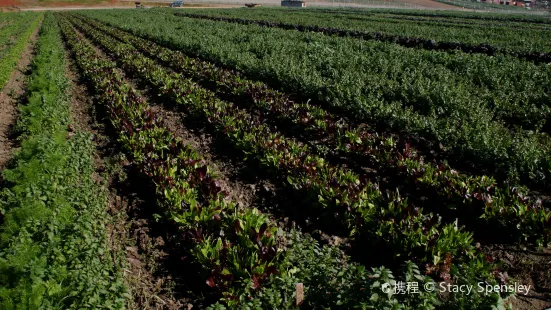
481;244;551;310
0;1;22;8
0;19;40;173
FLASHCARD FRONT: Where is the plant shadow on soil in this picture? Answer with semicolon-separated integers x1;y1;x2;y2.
116;163;220;308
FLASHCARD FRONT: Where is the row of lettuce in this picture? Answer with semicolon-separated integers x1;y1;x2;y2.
54;12;474;309
172;8;551;60
0;13;127;308
77;9;551;190
0;12;42;88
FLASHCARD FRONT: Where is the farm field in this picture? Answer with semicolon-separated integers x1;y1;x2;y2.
0;7;549;310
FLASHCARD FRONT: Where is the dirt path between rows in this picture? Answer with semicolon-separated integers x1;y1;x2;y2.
0;19;41;173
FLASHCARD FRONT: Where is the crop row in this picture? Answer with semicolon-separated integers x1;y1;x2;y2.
0;13;42;88
174;11;551;63
76;10;551;189
76;13;551;246
56;14;467;309
67;15;520;309
0;13;126;308
306;11;550;32
66;14;512;296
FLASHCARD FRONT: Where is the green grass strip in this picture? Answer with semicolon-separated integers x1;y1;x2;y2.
0;12;127;309
0;13;42;89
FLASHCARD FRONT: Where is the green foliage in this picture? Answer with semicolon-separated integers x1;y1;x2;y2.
65;13;480;272
252;232;439;310
0;13;37;58
78;14;550;246
52;9;544;310
355;8;550;23
0;13;127;309
435;0;528;11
